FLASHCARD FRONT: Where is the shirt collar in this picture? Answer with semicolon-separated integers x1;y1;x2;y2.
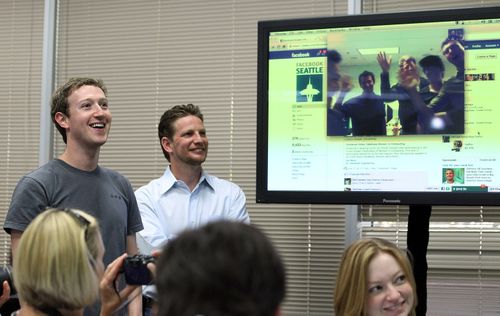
161;166;215;193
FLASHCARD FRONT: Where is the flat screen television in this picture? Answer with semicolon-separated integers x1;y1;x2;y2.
256;6;500;206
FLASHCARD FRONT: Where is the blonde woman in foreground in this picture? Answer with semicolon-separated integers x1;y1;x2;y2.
13;208;139;316
334;238;416;316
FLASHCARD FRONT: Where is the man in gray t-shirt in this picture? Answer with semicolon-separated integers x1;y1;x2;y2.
3;77;143;316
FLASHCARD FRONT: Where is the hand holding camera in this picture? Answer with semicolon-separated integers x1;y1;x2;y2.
99;254;142;316
99;252;159;315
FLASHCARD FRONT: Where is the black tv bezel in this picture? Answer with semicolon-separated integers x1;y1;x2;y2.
256;6;500;206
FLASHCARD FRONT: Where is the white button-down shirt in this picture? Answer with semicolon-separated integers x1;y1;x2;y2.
135;166;249;249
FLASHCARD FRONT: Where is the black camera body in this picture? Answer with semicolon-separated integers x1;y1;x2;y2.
123;254;155;285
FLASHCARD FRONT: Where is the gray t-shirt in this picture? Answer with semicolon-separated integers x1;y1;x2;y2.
4;159;143;315
5;159;143;264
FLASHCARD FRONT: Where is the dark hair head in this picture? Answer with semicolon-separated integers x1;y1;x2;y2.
419;55;445;71
155;220;286;316
358;70;375;85
327;50;342;64
51;78;107;144
158;104;203;161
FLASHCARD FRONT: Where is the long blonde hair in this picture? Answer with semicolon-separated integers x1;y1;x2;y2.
14;208;102;312
334;238;417;316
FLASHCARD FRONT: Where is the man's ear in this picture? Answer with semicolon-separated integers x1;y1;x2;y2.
54;112;69;129
161;137;173;155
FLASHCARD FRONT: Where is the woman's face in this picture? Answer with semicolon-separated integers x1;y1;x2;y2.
399;58;416;73
365;252;414;316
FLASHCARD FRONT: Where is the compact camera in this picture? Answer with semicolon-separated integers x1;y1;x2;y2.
123;254;155;285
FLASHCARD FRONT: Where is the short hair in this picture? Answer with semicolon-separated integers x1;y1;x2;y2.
327;50;342;64
334;238;417;316
157;104;204;161
13;208;101;312
419;55;445;71
358;70;375;85
155;220;286;316
446;168;454;174
51;77;107;144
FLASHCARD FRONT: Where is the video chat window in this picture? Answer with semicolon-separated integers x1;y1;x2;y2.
258;7;500;205
326;26;465;137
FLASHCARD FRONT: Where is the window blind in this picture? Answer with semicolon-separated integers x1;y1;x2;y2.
0;0;43;265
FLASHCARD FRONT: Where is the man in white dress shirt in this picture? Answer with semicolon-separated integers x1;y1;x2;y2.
135;104;250;313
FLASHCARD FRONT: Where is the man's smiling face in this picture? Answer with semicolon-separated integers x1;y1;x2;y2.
62;85;112;149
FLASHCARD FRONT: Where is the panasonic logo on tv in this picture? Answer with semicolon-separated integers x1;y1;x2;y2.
382;198;401;204
292;52;310;58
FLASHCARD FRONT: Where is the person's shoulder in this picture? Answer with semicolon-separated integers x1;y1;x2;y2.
21;160;60;181
136;168;174;192
135;175;164;194
343;96;358;107
345;94;360;102
371;93;385;101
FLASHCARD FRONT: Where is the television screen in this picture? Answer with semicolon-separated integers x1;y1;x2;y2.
256;6;500;206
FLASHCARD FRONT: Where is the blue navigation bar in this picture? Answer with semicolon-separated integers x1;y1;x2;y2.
465;39;500;49
269;49;327;59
